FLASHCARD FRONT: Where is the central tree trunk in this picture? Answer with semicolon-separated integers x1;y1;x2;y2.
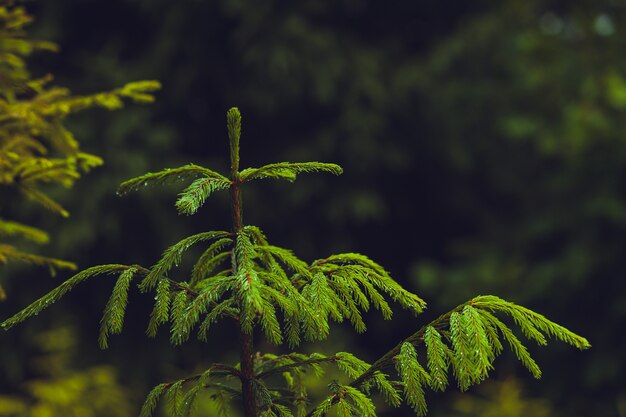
227;108;257;417
239;330;257;417
231;182;257;417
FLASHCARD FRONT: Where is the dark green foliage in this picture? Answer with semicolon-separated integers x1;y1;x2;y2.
99;266;137;349
1;108;590;416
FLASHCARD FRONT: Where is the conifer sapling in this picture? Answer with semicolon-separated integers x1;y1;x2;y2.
1;108;591;417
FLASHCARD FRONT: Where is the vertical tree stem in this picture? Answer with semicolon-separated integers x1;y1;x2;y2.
239;329;256;417
227;108;257;417
231;180;257;417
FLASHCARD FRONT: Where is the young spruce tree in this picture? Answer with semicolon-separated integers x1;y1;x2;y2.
2;108;590;417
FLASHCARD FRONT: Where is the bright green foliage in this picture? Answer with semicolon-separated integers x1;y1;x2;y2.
1;264;132;330
240;162;343;183
1;108;590;416
311;381;377;417
395;342;429;416
0;0;159;299
139;230;231;292
423;326;449;392
471;295;590;350
139;383;168;417
175;176;231;215
116;164;231;216
117;164;227;196
99;266;137;349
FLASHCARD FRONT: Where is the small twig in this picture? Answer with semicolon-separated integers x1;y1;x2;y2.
257;356;338;379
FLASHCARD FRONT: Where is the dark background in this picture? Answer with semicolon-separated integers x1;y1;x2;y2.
2;0;624;416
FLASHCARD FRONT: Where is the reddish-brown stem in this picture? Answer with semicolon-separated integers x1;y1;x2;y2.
231;169;256;416
239;330;256;417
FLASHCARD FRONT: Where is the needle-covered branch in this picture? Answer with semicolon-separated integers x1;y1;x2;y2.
0;2;160;300
316;295;591;416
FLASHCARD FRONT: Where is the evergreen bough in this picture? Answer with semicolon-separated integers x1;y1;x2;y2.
0;0;160;300
1;108;591;416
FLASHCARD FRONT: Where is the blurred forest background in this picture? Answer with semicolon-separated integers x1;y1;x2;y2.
1;0;624;416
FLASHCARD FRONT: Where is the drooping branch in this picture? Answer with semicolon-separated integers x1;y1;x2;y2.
348;302;466;389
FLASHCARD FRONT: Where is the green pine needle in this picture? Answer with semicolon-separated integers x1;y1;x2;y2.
336;352;370;379
475;308;542;379
117;164;228;196
240;162;343;183
147;278;171;337
471;295;591;350
170;290;191;345
259;298;283;345
424;326;449;391
139;383;168;417
197;298;238;341
372;372;402;407
165;380;184;417
271;403;295;417
234;230;264;333
255;245;310;276
191;237;233;284
172;275;235;341
1;264;131;331
99;266;137;349
139;230;230;292
462;305;495;382
175;176;231;215
396;342;429;416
